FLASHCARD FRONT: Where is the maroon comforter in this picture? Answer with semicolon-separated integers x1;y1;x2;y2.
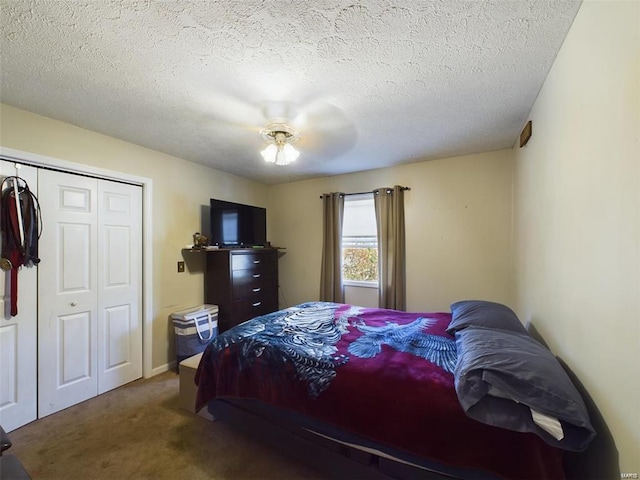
195;302;565;479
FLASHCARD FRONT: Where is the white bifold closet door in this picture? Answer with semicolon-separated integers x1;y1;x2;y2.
0;162;38;431
38;169;142;417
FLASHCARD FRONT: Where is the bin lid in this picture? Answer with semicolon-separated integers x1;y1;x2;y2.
171;304;218;320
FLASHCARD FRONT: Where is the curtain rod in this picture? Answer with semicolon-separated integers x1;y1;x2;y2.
319;186;410;199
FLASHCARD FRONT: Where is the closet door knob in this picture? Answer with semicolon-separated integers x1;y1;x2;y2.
70;301;78;307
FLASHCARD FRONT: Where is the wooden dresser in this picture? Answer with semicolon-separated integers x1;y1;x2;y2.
204;248;279;332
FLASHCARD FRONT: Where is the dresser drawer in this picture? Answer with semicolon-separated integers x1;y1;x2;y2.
233;280;275;300
231;252;276;271
232;266;276;288
232;296;278;324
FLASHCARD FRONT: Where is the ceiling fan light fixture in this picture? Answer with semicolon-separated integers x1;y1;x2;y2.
260;123;300;166
260;144;277;163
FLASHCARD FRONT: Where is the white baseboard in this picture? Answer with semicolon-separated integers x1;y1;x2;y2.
146;361;177;378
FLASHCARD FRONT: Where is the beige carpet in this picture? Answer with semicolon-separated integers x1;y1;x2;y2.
8;371;330;480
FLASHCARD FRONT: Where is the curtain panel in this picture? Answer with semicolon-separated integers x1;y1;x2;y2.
374;185;406;310
320;192;345;303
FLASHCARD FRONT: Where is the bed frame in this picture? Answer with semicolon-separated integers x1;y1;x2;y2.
209;398;477;480
555;357;620;480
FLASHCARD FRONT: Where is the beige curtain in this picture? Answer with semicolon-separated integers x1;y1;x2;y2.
374;186;406;310
320;192;345;302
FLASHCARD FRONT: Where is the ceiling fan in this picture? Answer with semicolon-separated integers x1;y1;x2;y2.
204;96;358;166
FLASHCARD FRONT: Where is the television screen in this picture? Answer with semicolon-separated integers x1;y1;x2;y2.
210;199;266;247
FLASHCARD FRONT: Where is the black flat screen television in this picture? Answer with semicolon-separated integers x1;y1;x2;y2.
210;199;267;247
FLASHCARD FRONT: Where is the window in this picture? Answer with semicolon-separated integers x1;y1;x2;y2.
342;193;378;286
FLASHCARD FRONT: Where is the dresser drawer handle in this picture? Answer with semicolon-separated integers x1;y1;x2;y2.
252;273;261;278
252;287;261;293
253;260;261;264
252;301;262;307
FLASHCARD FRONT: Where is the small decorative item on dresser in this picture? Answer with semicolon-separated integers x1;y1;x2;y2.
193;232;208;248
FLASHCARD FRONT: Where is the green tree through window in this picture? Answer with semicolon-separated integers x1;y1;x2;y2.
342;194;378;283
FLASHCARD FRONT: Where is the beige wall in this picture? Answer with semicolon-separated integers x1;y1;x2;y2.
268;149;515;313
513;0;639;474
0;104;270;372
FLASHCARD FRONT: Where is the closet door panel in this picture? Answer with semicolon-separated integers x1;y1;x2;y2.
104;305;131;369
59;223;92;291
0;162;38;431
0;325;18;405
97;180;142;394
57;311;92;385
38;170;98;418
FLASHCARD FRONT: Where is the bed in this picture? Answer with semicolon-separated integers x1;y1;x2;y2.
195;301;597;480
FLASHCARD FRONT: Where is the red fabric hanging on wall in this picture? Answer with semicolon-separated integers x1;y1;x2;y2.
1;176;41;316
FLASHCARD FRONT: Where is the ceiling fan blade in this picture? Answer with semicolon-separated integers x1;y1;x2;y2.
292;101;357;158
205;93;265;130
260;101;301;124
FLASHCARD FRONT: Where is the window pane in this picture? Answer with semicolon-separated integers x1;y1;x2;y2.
342;194;378;282
342;196;377;236
343;246;378;281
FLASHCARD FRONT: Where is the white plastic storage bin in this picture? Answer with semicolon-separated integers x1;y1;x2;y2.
171;304;218;366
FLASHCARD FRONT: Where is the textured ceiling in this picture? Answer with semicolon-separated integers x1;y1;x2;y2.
1;0;582;184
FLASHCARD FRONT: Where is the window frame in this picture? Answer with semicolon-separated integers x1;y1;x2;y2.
341;193;379;289
343;278;379;288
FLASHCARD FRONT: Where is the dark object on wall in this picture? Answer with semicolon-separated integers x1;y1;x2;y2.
210;198;266;247
520;120;533;147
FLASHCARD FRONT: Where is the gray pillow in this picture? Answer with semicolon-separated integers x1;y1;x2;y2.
454;326;596;451
447;300;529;335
